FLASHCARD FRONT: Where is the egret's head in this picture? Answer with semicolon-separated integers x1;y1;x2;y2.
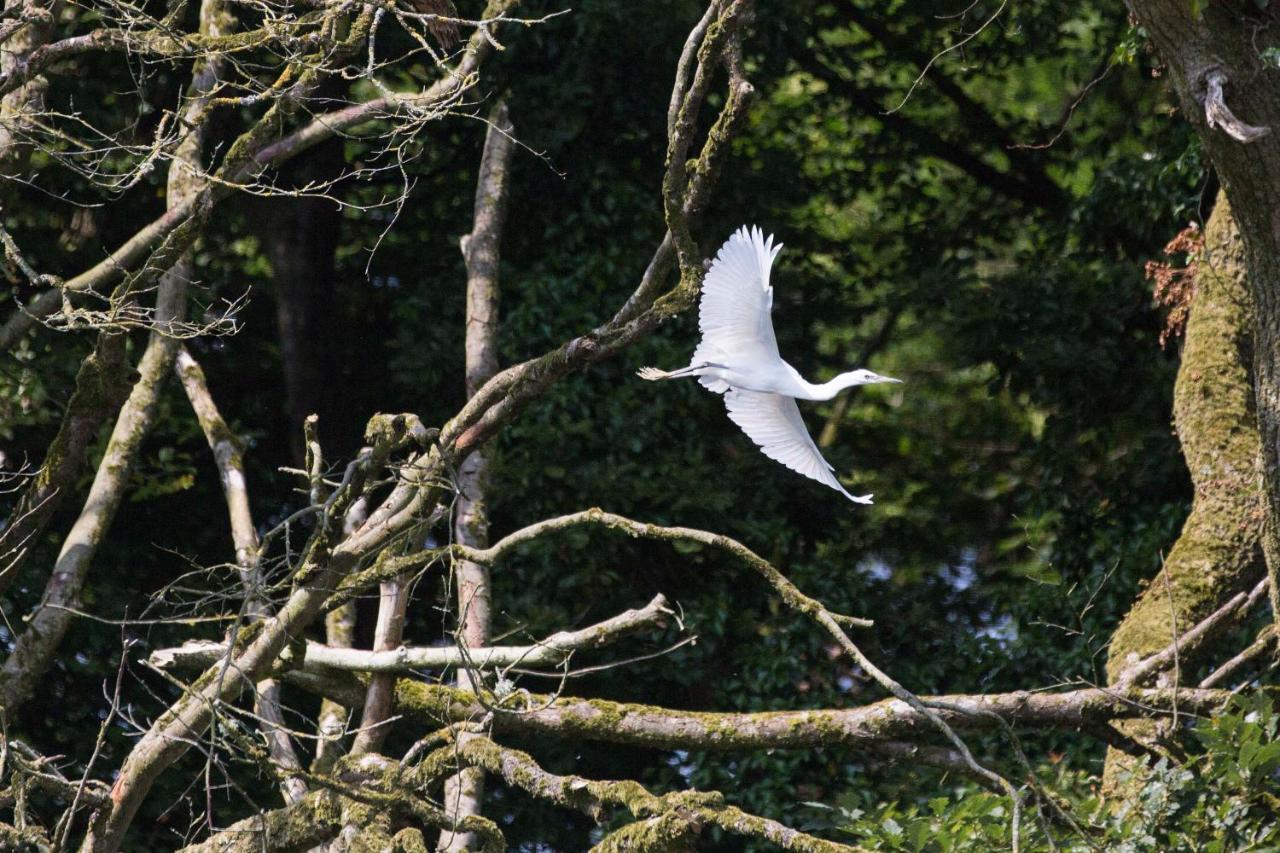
844;368;902;386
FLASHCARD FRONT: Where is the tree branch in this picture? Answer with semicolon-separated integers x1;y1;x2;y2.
290;674;1231;755
457;508;873;629
452;737;859;852
175;346;307;804
75;4;757;845
0;331;130;595
1116;577;1269;687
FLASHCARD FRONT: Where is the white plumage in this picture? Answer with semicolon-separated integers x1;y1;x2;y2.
638;225;900;504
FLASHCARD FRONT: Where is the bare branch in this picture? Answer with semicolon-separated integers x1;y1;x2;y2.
0;0;230;711
1200;625;1277;689
453;737;859;852
68;3;761;845
0;0;519;352
351;566;412;756
0;332;130;595
458;508;873;629
150;594;675;673
175;346;307;804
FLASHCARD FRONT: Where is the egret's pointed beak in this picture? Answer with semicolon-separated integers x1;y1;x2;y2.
870;373;903;385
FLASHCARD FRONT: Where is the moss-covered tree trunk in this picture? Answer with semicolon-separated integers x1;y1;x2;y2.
1103;194;1266;787
1125;0;1280;632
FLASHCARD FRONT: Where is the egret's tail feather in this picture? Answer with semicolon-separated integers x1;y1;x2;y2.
637;366;670;381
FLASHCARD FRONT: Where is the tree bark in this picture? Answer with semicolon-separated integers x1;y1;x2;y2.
0;0;55;175
291;674;1230;754
351;569;411;756
74;4;751;844
1103;194;1266;787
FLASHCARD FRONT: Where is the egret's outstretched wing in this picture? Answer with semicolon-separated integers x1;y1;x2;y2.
693;226;783;393
724;388;873;504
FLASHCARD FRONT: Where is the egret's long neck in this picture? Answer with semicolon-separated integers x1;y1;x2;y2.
799;372;860;401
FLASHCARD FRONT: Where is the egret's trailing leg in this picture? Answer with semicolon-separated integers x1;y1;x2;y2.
637;363;723;381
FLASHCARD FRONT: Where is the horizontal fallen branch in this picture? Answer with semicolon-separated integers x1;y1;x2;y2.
288;672;1233;754
149;593;675;673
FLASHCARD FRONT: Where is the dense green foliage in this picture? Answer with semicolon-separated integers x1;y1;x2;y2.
813;696;1280;851
2;0;1273;849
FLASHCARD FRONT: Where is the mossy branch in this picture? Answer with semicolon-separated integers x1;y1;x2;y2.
287;672;1232;755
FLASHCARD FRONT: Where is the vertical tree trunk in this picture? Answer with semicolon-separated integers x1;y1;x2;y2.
1103;194;1266;787
438;100;514;853
312;502;362;778
350;571;411;756
1124;0;1280;624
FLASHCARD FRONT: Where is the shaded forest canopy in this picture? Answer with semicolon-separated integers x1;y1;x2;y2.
0;0;1276;850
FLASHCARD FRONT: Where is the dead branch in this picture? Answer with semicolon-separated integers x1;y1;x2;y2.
0;332;130;595
0;0;230;713
452;736;860;852
460;508;872;627
74;3;756;846
1200;624;1278;689
175;346;307;804
0;0;522;352
150;593;675;673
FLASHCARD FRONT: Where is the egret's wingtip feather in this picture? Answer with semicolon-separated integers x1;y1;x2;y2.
852;493;874;505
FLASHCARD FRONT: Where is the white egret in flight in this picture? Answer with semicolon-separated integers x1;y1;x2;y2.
639;226;900;504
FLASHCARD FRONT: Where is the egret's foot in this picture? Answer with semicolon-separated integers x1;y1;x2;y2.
637;366;668;381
